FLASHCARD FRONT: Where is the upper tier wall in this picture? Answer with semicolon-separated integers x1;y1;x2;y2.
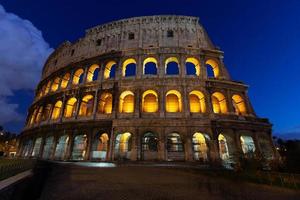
42;15;215;79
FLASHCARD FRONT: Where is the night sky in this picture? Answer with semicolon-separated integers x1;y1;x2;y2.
0;0;299;139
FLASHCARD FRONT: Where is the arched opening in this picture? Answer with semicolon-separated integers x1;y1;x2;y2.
240;135;255;156
42;136;54;159
192;133;209;162
72;69;84;85
42;104;52;121
143;57;158;75
21;139;33;157
71;134;87;160
64;97;77;118
167;133;184;161
218;134;229;161
189;90;206;113
51;100;62;120
165;57;179;75
29;108;38;125
44;81;51;95
60;73;70;89
122;58;136;77
166;90;182;112
86;64;100;82
211;92;228;114
232;95;247;115
35;106;43;123
79;95;94;117
104;61;117;79
114;132;132;160
31;137;42;157
206;59;220;78
91;133;109;160
54;135;69;160
186;57;200;76
119;91;134;113
141;132;158;160
98;93;113;114
142;90;158;113
259;136;274;160
51;77;60;92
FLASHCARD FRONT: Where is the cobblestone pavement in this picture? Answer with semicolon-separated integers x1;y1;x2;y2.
38;163;299;200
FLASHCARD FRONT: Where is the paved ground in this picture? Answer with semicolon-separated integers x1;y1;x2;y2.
38;163;299;200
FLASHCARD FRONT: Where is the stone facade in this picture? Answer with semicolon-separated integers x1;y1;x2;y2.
18;15;277;165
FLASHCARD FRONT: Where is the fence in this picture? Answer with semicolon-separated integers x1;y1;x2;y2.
0;159;36;181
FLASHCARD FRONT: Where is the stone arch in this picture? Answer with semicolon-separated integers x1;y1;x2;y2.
165;57;179;75
142;90;158;113
119;91;134;113
192;132;209;162
240;135;256;156
71;134;87;160
232;94;247;115
104;61;117;79
72;69;84;85
122;58;136;77
166;132;184;161
189;90;206;113
44;81;51;95
166;90;182;112
141;132;159;160
51;77;60;92
35;106;43;123
79;95;94;117
114;132;132;160
186;57;200;76
206;59;220;78
60;73;70;89
42;104;52;121
64;97;77;118
86;64;100;82
211;92;228;114
91;132;109;160
42;136;54;159
54;135;69;160
31;137;42;157
218;134;229;161
51;100;62;120
143;57;158;75
98;92;113;114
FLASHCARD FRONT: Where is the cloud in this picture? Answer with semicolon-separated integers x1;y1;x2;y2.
0;4;53;125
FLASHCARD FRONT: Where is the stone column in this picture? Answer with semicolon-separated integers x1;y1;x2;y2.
136;55;142;79
180;55;185;78
183;86;189;118
84;129;93;160
200;55;207;79
158;55;165;78
92;90;99;119
65;132;74;160
38;136;46;159
108;128;115;161
184;135;193;161
134;89;141;118
74;94;82;119
225;89;235;114
159;87;165;118
158;130;166;161
130;133;138;161
253;131;262;158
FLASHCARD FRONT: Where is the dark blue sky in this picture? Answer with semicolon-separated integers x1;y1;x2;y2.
1;0;300;138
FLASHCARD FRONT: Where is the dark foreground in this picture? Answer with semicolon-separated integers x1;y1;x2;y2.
36;163;299;200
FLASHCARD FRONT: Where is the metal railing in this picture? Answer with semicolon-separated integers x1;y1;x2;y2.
0;159;36;181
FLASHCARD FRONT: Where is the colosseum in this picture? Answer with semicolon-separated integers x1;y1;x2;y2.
18;15;277;166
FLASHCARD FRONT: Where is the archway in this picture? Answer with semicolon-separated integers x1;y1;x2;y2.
60;73;70;89
51;77;60;92
240;135;255;157
32;137;42;157
211;92;228;114
206;59;220;78
98;93;113;114
114;132;132;160
54;135;69;160
189;90;206;113
166;90;182;112
185;57;200;76
91;133;109;160
86;64;100;82
218;134;229;161
72;69;84;85
42;136;54;159
104;61;117;79
167;133;184;161
192;132;209;162
141;132;158;160
51;100;62;120
71;134;87;160
64;97;77;118
143;57;158;75
119;91;134;113
232;94;247;115
122;58;136;77
79;95;94;117
165;57;179;75
142;90;158;113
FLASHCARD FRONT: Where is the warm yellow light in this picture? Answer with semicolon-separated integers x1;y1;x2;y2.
104;61;116;79
189;90;206;113
96;133;109;151
206;59;220;78
212;92;227;114
51;100;62;120
232;94;247;115
186;57;200;76
218;134;229;160
165;57;179;73
51;77;60;92
142;90;158;113
64;97;77;118
86;64;99;82
120;132;131;152
193;132;208;156
44;81;51;95
29;108;38;125
119;91;134;113
72;69;84;85
79;95;94;116
166;90;182;112
35;106;43;123
122;58;136;77
61;73;70;89
143;57;158;74
98;93;113;114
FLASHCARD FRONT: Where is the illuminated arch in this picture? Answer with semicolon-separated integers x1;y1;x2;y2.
143;57;158;75
91;133;109;160
42;104;52;121
71;134;87;160
104;61;117;79
122;58;136;77
72;69;84;85
29;108;38;125
142;132;158;152
206;59;220;78
240;135;255;154
166;90;182;112
98;92;113;114
51;100;63;120
186;57;200;76
51;77;60;92
189;90;206;113
192;132;209;161
35;106;43;123
60;73;70;89
218;134;229;160
211;92;228;114
232;94;247;115
86;64;100;82
115;132;132;153
165;57;179;75
119;91;134;113
142;90;158;113
64;97;77;118
44;81;51;95
79;95;94;117
167;133;183;152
